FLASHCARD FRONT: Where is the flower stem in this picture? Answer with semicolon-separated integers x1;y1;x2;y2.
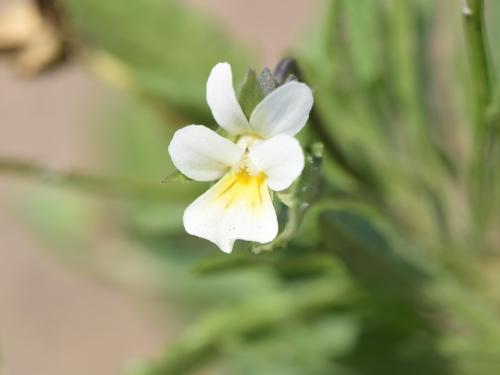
463;0;493;131
462;0;496;228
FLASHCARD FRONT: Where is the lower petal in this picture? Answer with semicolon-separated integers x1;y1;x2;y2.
183;171;278;253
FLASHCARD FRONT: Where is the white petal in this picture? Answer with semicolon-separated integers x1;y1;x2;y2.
206;62;250;135
183;171;278;253
249;134;304;191
168;125;244;181
249;81;313;137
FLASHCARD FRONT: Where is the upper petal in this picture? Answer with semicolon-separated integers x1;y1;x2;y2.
183;171;278;253
249;134;304;191
168;125;244;181
249;81;313;138
206;62;251;135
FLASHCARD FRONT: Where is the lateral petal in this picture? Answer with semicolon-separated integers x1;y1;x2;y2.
249;134;304;191
168;125;244;181
249;81;313;137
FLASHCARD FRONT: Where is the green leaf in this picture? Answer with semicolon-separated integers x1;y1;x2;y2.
125;279;350;375
343;0;383;83
320;209;453;374
194;253;269;275
237;69;264;119
320;209;426;294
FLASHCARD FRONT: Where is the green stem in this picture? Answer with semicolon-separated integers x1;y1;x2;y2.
462;0;495;229
0;157;175;199
463;0;493;131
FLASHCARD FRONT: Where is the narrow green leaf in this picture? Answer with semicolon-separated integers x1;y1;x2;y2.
343;0;383;83
193;253;269;275
320;209;426;293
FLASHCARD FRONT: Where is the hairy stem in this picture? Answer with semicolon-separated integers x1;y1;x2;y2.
463;0;493;131
462;0;496;230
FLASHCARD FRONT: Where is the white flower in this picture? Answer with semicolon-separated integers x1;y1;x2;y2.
168;62;313;253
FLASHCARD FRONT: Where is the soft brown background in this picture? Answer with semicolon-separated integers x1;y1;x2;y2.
0;0;320;374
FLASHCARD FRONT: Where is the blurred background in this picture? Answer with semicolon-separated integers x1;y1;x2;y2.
0;1;320;374
2;0;500;374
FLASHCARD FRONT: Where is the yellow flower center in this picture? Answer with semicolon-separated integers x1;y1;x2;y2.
214;169;267;211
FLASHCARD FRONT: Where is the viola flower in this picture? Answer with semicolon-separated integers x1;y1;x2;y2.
168;63;313;253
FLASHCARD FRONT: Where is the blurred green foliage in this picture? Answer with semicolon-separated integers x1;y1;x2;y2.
14;0;500;374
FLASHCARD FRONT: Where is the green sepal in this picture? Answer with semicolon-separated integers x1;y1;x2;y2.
238;69;265;119
161;170;192;184
258;67;279;95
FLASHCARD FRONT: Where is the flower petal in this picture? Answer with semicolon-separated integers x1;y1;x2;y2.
168;125;244;181
249;81;313;137
183;171;278;253
206;62;250;135
249;134;304;191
